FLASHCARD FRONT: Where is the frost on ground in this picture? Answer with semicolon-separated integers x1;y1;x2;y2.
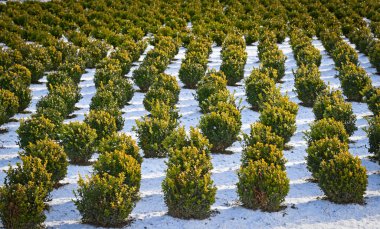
0;37;379;228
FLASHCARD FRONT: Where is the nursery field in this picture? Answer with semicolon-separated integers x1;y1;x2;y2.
0;0;380;228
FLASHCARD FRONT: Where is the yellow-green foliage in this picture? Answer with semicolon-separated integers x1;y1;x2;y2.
162;146;216;219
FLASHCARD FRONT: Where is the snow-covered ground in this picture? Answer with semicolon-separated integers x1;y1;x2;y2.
0;37;379;228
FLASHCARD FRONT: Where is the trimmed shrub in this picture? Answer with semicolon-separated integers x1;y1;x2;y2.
134;101;180;158
132;64;159;92
220;45;247;86
49;80;81;113
162;146;216;219
200;89;236;114
366;115;380;162
179;58;207;89
3;64;31;87
366;87;380;116
5;156;53;202
368;41;380;72
94;58;123;88
163;126;212;154
331;41;358;68
110;49;132;75
243;122;284;150
93;150;141;190
36;94;69;118
259;105;297;144
260;49;287;82
57;61;84;84
74;173;137;227
199;106;241;152
294;64;326;107
242;142;286;170
265;95;299;116
46;71;70;89
105;76;134;108
245;69;280;111
34;107;64;127
195;70;228;112
24;138;68;184
85;110;118;142
313;89;357;136
337;63;372;102
305;118;349;146
143;74;180;111
17;115;57;149
295;46;322;67
98;132;142;164
10;83;32;112
237;159;289;211
318;152;367;204
60;122;97;164
0;183;46;229
0;89;19;125
306;137;349;179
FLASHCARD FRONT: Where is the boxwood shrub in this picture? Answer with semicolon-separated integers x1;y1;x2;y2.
60;122;97;164
306;137;349;179
313;89;357;136
237;159;289;211
318;152;367;204
23;138;68;184
74;173;137;227
162;146;216;219
305;118;349;146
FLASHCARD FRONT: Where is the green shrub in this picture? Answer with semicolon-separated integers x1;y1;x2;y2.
295;45;322;67
90;87;119;111
306;137;349;179
237;159;289;211
109;49;132;75
366;87;380;116
132;64;160;92
179;58;207;89
9;83;32;112
337;63;372;102
98;132;142;164
143;74;180;111
134;101;179;158
195;70;227;112
57;61;84;84
74;173;137;227
34;107;65;128
17;115;58;149
94;58;123;88
36;94;69;118
0;183;46;229
294;64;326;107
0;89;19;125
3;64;32;87
162;146;216;219
220;45;247;86
80;40;109;68
318;152;367;204
5;156;53;202
305;118;349;146
368;41;380;72
46;71;70;89
60;122;97;164
85;110;118;141
200;89;236;114
259;105;297;144
24;138;68;184
242;142;286;170
366;115;380;162
49;80;81;113
331;41;358;68
93;150;141;190
242;122;284;150
199;106;241;152
163;126;212;154
265;95;299;116
260;49;287;82
105;76;134;108
313;89;357;136
245;69;280;110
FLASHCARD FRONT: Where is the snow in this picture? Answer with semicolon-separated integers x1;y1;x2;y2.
0;36;379;228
